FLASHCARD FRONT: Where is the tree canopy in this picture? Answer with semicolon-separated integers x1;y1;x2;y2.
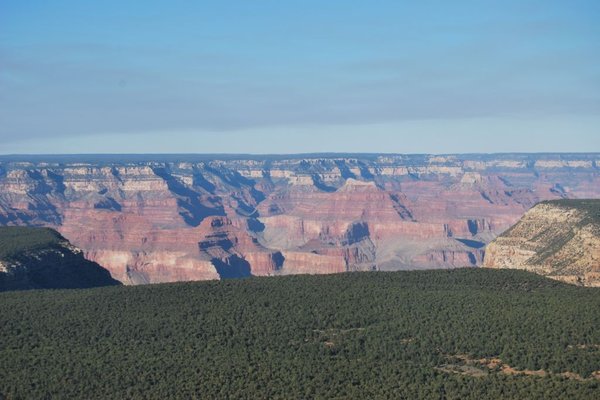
1;269;598;399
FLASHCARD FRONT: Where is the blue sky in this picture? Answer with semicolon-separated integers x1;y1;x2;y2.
1;0;599;154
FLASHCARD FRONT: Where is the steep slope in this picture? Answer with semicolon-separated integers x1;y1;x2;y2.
484;200;600;286
0;227;121;291
0;153;598;283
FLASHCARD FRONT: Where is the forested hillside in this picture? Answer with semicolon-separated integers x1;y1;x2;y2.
0;227;120;291
0;227;62;260
1;269;599;399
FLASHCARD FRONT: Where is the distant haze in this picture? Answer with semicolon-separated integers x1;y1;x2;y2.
1;1;599;154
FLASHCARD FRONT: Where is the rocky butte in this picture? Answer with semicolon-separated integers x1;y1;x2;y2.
484;199;600;286
0;153;598;284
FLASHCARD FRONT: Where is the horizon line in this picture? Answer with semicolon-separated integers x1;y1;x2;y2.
1;151;599;156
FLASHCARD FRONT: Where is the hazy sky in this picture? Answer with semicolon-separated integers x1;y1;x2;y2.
1;1;599;154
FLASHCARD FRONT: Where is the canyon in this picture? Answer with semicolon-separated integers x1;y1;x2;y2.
0;153;598;284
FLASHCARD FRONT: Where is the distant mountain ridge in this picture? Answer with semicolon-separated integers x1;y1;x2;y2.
0;153;598;284
0;227;121;291
484;199;600;286
1;152;599;164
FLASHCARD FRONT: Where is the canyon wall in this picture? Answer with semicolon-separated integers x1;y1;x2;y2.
0;153;598;284
484;199;600;286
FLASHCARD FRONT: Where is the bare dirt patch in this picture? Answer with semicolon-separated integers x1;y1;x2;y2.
439;354;599;381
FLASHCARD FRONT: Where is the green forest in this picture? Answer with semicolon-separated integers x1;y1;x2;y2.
0;269;599;399
0;227;62;260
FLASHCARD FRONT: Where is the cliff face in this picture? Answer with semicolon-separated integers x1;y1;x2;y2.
0;154;598;284
484;200;600;286
0;227;121;291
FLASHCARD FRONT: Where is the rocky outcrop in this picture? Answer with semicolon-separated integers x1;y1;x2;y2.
484;200;600;286
0;227;121;291
0;153;598;283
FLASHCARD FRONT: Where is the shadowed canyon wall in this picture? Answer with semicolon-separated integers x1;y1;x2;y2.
0;154;598;284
